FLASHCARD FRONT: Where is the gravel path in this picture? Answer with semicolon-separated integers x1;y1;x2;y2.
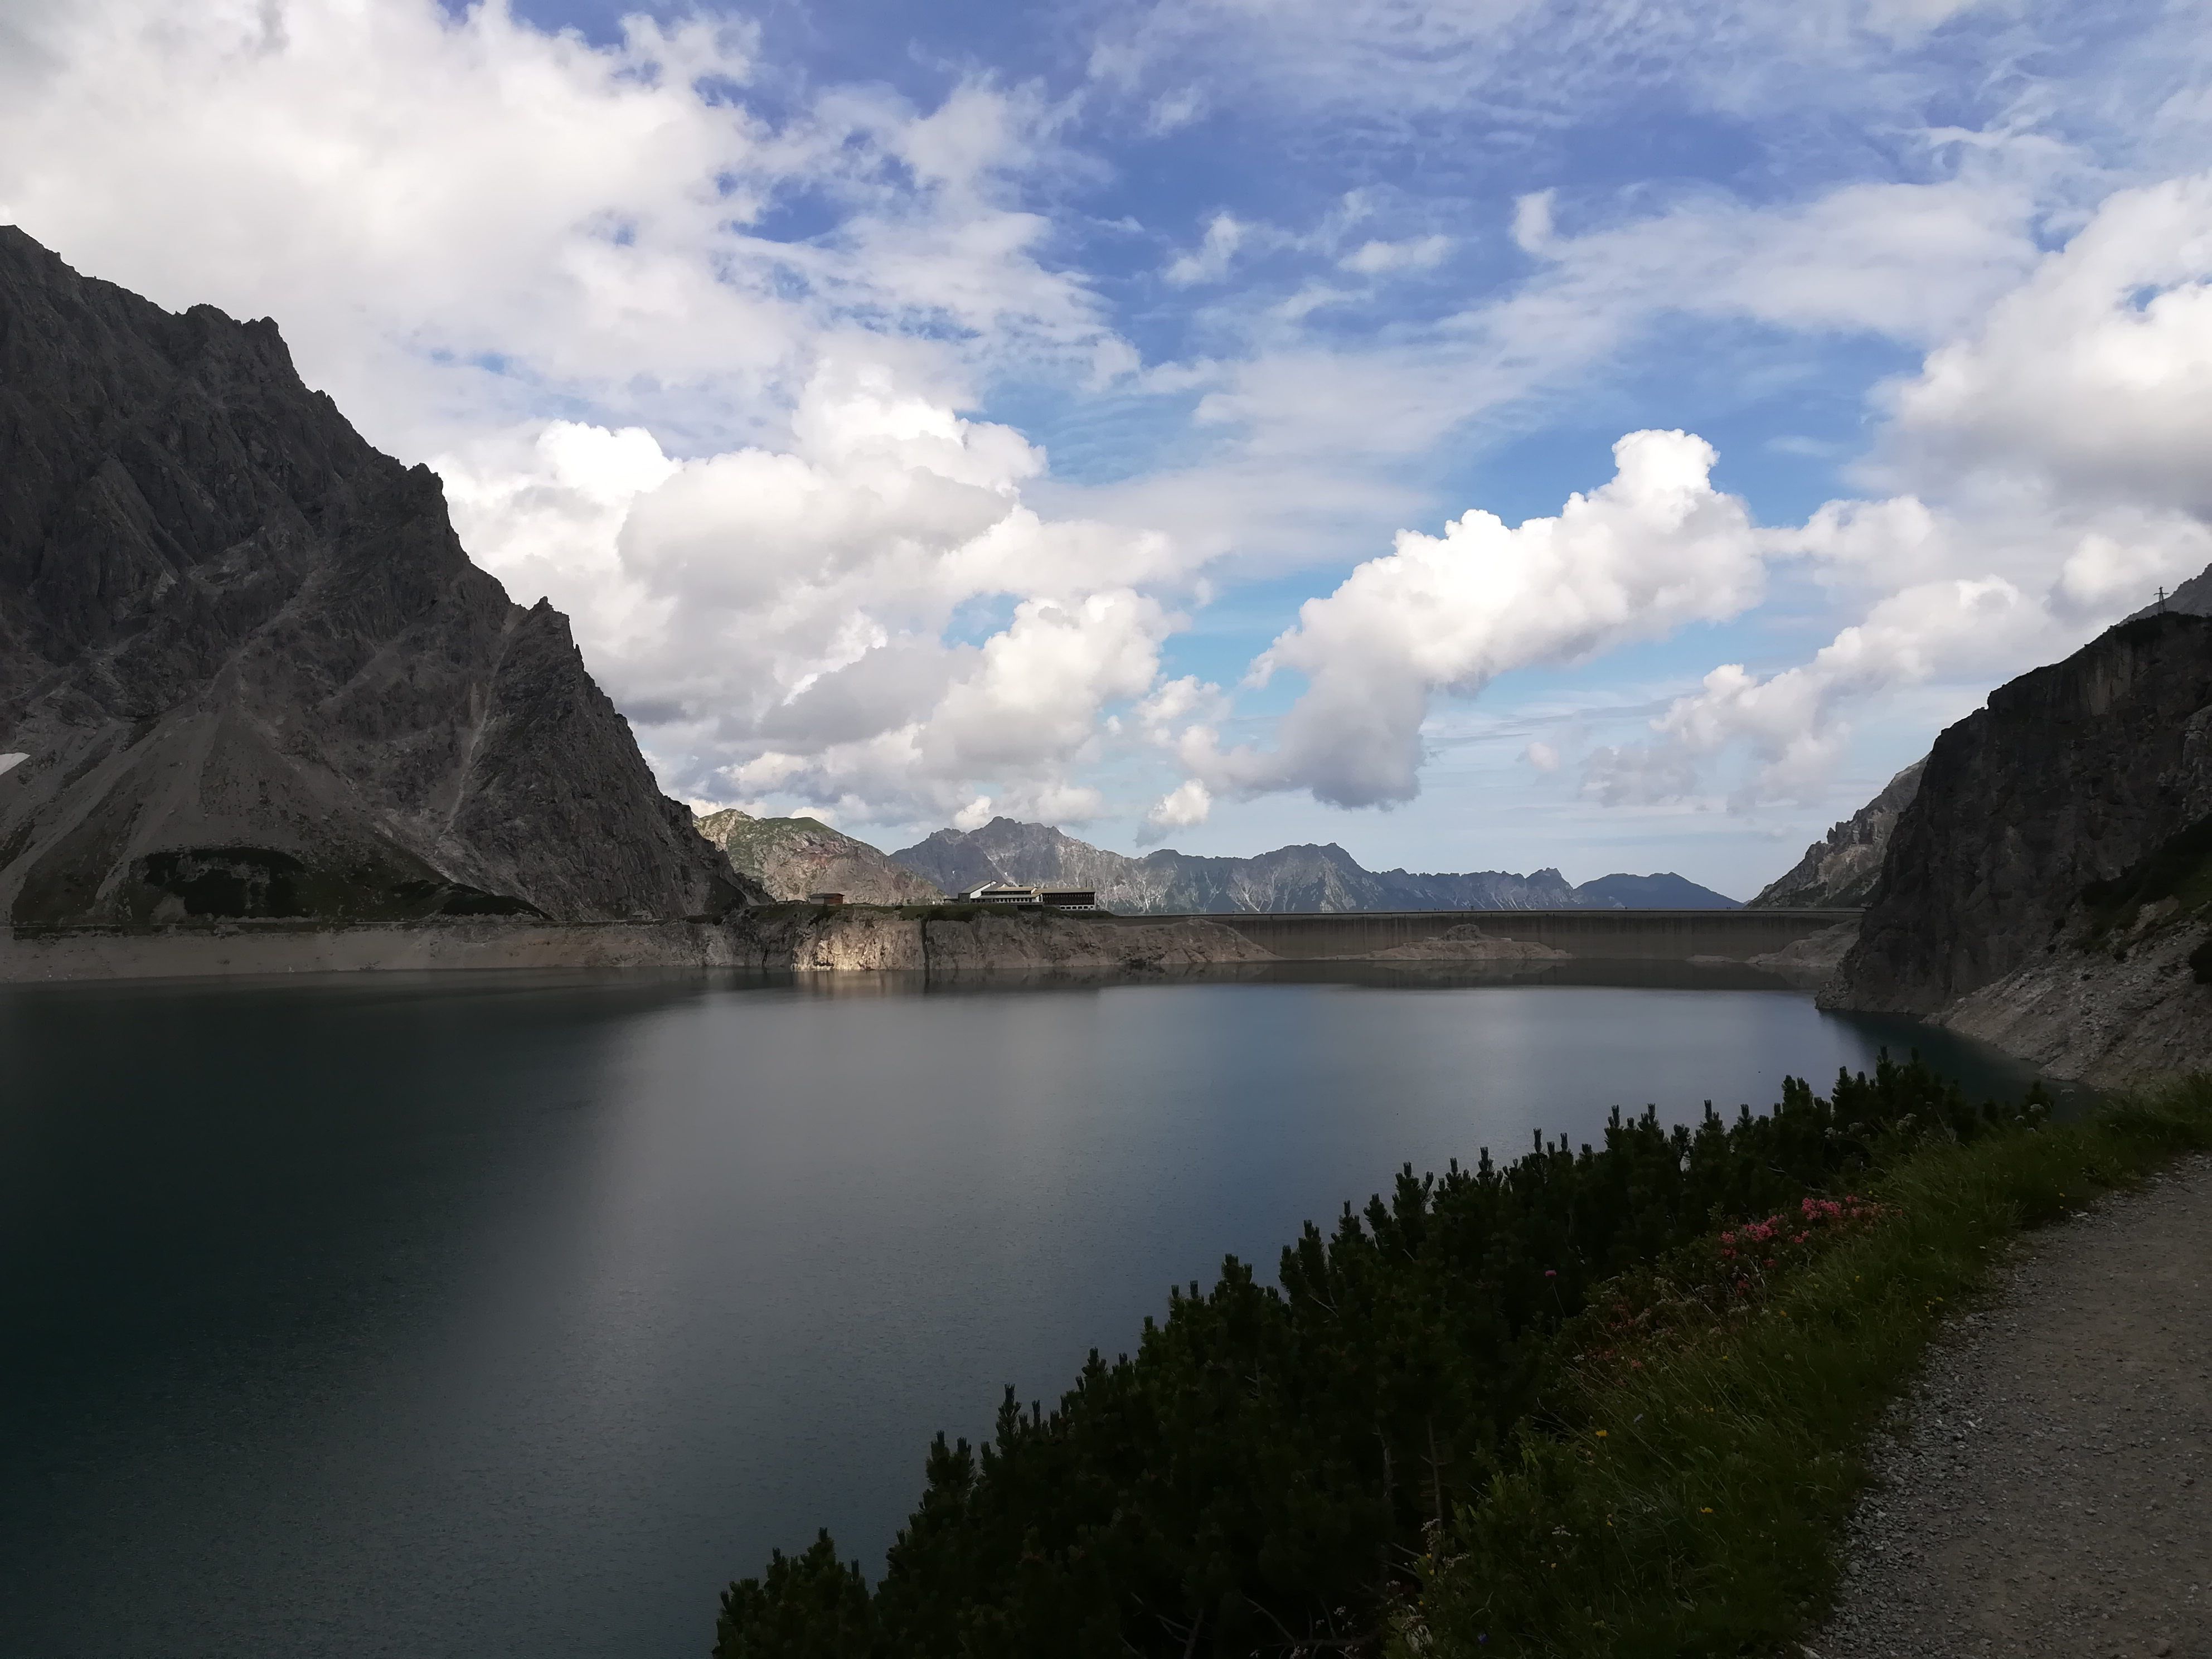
1813;1153;2212;1659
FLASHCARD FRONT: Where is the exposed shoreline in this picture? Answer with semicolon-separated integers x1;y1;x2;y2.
0;907;1274;982
24;901;2187;1089
0;904;1855;984
1931;924;2212;1091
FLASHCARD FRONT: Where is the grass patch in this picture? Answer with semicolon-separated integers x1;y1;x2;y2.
1396;1074;2212;1658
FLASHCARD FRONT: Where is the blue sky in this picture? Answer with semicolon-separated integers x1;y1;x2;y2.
4;0;2210;892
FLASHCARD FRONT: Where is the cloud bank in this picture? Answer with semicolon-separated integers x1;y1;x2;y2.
0;0;1119;456
4;0;2208;865
1143;173;2212;824
441;363;1186;823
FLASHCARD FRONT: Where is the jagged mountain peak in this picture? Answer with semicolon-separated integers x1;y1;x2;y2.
1750;758;1926;909
0;227;760;927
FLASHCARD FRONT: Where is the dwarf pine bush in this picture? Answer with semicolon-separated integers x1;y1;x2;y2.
1399;1072;2212;1658
713;1054;2051;1659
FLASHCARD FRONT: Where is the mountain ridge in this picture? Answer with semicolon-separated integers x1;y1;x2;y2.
695;809;944;905
888;817;1740;913
1749;758;1925;909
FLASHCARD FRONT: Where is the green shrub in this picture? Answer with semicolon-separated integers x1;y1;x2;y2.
717;1534;876;1659
1397;1073;2212;1657
712;1056;2053;1659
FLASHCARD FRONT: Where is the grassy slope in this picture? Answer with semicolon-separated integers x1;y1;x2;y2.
1399;1076;2212;1658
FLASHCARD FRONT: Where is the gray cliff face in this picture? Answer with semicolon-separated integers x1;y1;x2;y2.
889;816;1738;912
0;227;760;927
1824;610;2212;1033
695;809;943;905
1750;758;1925;908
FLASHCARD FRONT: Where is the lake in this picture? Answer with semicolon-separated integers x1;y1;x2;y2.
0;967;2067;1657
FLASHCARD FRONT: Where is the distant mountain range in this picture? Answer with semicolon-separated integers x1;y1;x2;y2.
887;817;1740;913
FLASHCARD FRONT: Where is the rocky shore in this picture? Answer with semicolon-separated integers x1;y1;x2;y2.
0;918;736;979
0;904;1280;982
1745;918;1861;988
1934;923;2212;1088
0;904;1847;982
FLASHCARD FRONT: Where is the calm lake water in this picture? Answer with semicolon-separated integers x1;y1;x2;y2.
0;967;2067;1658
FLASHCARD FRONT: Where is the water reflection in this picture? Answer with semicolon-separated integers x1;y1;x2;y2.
774;956;1812;995
0;968;2070;1658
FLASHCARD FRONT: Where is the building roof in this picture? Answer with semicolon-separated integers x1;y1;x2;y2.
958;882;1103;908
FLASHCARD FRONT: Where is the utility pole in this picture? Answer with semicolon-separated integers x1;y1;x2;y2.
2156;586;2169;613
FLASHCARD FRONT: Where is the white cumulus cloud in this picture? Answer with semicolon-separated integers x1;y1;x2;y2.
0;0;1120;457
1165;212;1246;287
1876;172;2212;516
1603;178;2212;807
440;363;1186;827
1632;576;2043;804
1340;234;1451;275
1143;778;1214;835
1166;430;1763;808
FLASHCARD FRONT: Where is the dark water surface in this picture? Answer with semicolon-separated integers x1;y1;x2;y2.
0;968;2062;1658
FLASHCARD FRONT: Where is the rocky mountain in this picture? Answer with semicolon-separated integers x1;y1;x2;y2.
695;809;943;905
1749;758;1925;908
2128;569;2212;619
0;227;760;929
1574;872;1747;909
1823;605;2212;1081
889;817;1740;912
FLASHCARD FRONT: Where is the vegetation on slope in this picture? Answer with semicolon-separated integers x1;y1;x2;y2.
1397;1073;2212;1655
701;1058;2212;1659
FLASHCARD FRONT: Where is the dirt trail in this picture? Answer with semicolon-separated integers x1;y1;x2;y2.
1814;1154;2212;1658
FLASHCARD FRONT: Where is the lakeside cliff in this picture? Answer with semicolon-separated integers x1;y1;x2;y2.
1822;607;2212;1083
0;227;759;929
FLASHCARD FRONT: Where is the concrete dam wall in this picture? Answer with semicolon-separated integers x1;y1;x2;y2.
0;907;1859;982
1107;908;1857;961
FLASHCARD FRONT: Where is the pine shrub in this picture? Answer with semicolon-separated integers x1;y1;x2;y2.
713;1054;2050;1659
